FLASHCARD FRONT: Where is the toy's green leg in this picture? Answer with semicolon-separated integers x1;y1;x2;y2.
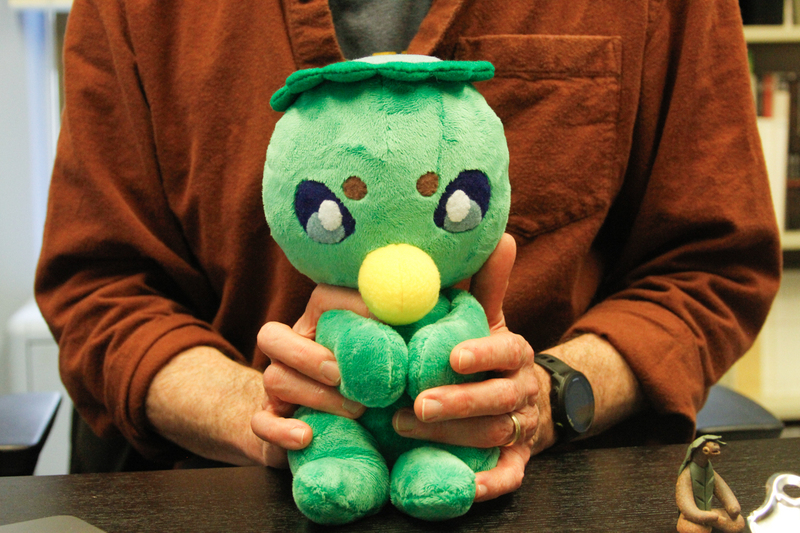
438;442;500;473
317;309;408;407
390;447;477;521
358;394;499;471
407;289;490;398
358;395;418;464
289;407;389;525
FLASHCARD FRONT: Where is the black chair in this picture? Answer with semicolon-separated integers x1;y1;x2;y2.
0;391;62;476
696;384;784;441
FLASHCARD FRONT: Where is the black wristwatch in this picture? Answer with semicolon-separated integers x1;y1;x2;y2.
534;353;595;444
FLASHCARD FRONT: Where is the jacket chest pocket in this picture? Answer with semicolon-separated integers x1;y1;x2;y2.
456;35;623;239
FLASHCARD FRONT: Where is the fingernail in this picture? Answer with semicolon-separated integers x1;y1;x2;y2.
393;410;416;433
342;398;363;415
476;484;488;499
320;361;341;385
290;426;308;447
458;349;475;372
421;399;443;421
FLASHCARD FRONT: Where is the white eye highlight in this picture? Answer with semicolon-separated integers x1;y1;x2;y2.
445;190;472;223
318;199;343;231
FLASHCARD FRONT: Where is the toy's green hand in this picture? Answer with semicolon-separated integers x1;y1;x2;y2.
316;310;408;408
406;289;490;399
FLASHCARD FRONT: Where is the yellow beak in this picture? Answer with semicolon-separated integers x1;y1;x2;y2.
358;244;440;326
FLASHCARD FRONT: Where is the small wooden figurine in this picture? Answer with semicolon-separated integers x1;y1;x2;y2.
676;435;745;533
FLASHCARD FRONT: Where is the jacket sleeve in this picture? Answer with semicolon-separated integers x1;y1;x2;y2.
566;0;781;441
34;0;242;461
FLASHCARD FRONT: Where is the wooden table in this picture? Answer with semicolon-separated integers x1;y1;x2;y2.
1;438;798;532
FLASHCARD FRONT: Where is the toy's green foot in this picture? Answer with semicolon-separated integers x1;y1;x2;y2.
390;447;475;521
293;456;390;525
289;409;390;525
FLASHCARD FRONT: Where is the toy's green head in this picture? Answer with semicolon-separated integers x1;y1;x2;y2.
264;56;510;325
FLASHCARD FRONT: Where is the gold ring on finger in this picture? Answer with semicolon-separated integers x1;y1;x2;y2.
503;412;522;447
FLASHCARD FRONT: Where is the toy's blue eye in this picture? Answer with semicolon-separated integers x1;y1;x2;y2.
434;170;490;233
295;181;355;244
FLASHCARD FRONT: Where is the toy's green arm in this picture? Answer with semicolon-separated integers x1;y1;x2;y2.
316;310;408;408
406;288;490;399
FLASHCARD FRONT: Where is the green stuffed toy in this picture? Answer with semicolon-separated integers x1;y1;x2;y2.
262;55;510;525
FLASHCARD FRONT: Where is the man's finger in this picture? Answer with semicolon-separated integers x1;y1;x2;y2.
261;444;289;469
263;361;365;418
451;330;534;374
411;377;535;421
292;284;370;338
470;233;516;328
250;410;312;451
392;407;536;448
258;321;341;386
474;445;530;502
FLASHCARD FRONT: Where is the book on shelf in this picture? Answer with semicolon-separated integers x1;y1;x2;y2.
752;70;800;236
787;75;800;231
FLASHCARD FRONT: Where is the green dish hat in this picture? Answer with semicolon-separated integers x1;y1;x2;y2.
270;55;495;112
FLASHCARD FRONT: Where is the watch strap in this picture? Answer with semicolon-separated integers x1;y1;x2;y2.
534;352;574;379
535;352;594;444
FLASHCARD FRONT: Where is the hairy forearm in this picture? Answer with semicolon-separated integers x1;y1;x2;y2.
145;346;266;466
541;333;646;438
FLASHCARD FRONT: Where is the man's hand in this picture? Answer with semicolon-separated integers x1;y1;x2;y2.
388;233;646;502
144;282;376;470
251;285;370;459
146;345;283;467
389;233;553;500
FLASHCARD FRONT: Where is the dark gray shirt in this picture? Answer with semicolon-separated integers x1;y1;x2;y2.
328;0;433;59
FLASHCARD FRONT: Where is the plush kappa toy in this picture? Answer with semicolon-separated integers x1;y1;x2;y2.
262;55;510;525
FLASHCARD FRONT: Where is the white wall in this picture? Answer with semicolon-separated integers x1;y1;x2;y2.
756;269;800;419
0;3;35;395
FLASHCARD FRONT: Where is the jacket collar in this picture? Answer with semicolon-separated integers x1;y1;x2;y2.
280;0;467;69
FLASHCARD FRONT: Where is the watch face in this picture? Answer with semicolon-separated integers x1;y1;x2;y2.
563;374;594;434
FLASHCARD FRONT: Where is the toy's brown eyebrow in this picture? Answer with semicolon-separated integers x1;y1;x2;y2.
343;176;367;200
416;172;438;197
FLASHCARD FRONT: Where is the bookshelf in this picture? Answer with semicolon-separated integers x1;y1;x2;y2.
726;1;800;422
784;231;800;249
745;25;800;43
744;3;800;251
743;0;800;42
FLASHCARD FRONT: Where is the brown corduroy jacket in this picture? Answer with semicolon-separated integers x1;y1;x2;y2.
36;0;781;461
